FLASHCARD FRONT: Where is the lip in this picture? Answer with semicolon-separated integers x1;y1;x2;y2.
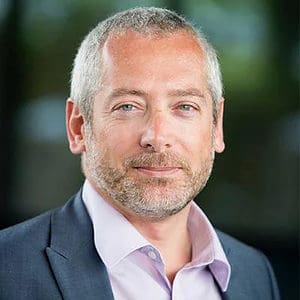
134;167;182;177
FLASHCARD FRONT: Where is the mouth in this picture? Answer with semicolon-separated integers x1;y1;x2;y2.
133;166;182;177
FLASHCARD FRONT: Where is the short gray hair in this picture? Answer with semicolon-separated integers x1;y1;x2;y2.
70;7;223;123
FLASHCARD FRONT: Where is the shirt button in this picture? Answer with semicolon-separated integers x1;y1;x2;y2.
147;250;157;260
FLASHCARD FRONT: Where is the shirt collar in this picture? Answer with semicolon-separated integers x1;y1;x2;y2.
82;180;149;268
82;179;231;291
188;203;231;291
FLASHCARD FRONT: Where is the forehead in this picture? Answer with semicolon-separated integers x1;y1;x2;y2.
98;30;209;98
101;30;206;69
104;29;203;54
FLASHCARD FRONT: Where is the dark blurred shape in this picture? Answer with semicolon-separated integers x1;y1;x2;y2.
0;0;26;228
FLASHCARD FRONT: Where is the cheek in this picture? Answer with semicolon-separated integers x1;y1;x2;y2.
179;124;214;161
97;122;140;158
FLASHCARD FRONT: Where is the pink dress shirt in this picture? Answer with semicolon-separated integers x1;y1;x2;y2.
82;180;231;299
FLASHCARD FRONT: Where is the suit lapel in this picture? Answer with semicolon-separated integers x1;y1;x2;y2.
46;191;114;300
217;231;248;300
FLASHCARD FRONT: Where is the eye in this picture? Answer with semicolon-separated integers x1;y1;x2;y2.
116;104;137;112
178;104;195;111
172;102;200;117
176;103;199;112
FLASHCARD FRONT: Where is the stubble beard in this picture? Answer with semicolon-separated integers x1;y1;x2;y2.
83;135;215;221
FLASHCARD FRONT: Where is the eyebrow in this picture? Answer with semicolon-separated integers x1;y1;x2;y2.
167;88;205;99
107;87;205;101
108;88;148;100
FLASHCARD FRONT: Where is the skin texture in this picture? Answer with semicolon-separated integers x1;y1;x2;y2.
66;30;225;282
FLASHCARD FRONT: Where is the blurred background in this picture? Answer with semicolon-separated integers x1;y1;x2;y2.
0;0;298;298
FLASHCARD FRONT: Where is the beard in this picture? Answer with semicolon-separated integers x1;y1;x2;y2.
83;134;215;221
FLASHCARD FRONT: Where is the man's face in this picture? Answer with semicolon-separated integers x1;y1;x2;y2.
82;31;224;220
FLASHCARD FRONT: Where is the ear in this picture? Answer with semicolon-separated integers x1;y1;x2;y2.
66;98;86;154
214;98;225;153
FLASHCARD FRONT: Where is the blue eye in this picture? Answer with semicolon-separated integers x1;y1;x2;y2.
119;104;135;111
179;104;193;111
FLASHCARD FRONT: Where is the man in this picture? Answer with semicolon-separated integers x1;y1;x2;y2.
0;7;280;300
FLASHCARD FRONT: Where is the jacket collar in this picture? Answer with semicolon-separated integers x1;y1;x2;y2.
46;190;114;300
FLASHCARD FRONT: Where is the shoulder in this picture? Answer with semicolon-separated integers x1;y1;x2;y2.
0;190;81;247
0;209;58;269
217;229;271;271
0;209;55;249
217;230;280;299
0;208;63;298
217;229;264;258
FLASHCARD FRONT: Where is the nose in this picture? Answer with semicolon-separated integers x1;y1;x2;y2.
140;110;172;152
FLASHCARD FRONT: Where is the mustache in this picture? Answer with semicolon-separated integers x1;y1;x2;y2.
124;152;191;171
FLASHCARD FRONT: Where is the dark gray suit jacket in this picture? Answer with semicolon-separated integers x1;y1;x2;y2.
0;191;280;299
